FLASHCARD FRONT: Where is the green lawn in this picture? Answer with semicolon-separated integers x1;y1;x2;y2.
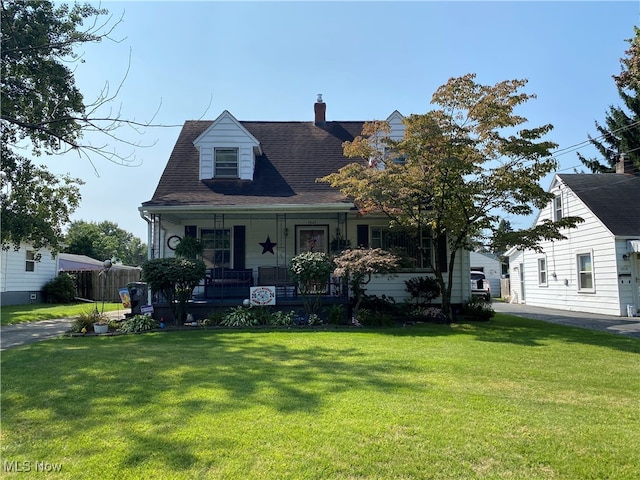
1;303;125;326
1;315;639;479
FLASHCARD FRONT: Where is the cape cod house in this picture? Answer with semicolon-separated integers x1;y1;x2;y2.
507;155;640;317
139;96;472;311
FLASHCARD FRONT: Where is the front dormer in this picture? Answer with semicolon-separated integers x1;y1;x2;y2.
368;110;406;169
193;110;262;181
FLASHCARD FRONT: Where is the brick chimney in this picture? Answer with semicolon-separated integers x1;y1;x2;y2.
616;153;636;175
314;94;326;126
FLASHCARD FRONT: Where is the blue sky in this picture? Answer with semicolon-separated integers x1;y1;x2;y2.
42;1;639;241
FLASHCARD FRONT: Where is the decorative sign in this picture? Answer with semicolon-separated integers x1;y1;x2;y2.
140;304;154;315
250;286;276;306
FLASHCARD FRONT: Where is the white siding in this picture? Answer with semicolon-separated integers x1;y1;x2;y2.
194;111;260;181
386;110;406;140
516;179;626;315
1;245;59;293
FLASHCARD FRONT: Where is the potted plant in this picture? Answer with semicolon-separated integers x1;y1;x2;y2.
70;309;111;334
91;309;111;333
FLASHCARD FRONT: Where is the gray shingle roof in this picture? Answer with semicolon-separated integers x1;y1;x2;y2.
558;173;640;236
143;120;366;208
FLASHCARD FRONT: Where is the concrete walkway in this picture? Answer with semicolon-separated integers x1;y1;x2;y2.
1;311;125;351
492;301;640;339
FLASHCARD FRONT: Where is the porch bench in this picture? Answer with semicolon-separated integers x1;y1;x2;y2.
204;268;253;299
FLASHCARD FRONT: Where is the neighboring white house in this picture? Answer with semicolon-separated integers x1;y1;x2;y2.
507;156;640;317
1;244;59;305
470;251;501;298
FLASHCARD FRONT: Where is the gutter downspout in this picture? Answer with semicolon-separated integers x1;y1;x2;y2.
139;209;153;306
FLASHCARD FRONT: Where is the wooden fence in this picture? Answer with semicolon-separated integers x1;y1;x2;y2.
67;269;142;303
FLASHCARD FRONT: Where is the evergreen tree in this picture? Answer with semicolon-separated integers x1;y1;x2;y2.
578;27;640;173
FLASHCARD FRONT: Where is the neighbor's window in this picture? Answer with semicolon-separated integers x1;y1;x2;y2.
553;195;563;221
577;252;594;291
214;148;238;177
537;257;547;286
25;250;36;272
371;227;432;269
201;229;231;268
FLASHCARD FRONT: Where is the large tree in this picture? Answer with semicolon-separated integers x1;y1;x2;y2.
578;26;640;173
1;1;142;253
65;220;146;266
321;74;582;319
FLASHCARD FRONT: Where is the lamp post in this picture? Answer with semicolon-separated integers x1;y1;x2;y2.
101;259;113;314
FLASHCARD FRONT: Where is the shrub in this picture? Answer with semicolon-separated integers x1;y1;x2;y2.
42;273;76;303
333;248;400;321
119;314;159;333
326;304;345;324
359;294;400;316
404;276;440;306
462;298;495;321
142;257;206;324
356;308;394;327
220;306;257;327
205;310;226;326
424;307;449;323
289;251;334;315
251;306;274;326
270;310;295;326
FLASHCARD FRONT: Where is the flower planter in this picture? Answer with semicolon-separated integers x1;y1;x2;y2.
93;323;109;334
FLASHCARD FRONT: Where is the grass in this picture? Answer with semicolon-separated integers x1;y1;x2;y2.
1;315;639;479
1;303;126;326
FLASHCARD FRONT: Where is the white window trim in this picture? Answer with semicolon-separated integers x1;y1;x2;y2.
553;194;563;221
25;250;36;273
576;250;595;293
214;147;239;178
537;256;548;287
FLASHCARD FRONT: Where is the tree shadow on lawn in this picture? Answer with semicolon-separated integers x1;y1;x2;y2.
1;331;428;473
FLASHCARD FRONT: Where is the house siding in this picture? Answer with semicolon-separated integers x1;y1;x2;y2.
510;180;628;316
196;115;259;181
0;245;59;305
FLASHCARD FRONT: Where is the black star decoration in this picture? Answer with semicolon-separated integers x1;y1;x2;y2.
259;235;277;255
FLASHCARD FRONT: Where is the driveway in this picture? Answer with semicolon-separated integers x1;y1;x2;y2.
1;311;125;351
492;301;640;339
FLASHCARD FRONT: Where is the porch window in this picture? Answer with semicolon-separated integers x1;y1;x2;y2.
537;257;547;286
201;229;231;268
370;227;433;269
214;148;238;177
577;252;594;292
25;250;35;272
553;195;563;221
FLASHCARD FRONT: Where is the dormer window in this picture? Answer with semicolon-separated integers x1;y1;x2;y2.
384;146;406;166
215;148;238;178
